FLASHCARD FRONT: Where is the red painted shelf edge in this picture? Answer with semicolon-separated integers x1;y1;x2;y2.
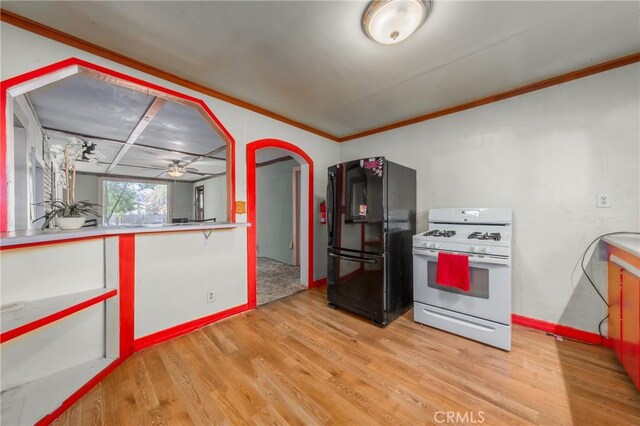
512;314;611;347
0;289;118;343
35;357;121;426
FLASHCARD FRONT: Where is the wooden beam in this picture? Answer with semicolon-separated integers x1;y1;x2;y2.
107;97;165;173
42;127;226;161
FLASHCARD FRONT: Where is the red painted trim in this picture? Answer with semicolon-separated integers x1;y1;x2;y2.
132;303;249;352
1;234;113;251
245;139;315;309
35;358;122;426
0;57;237;231
0;289;117;343
512;314;611;347
118;235;135;358
310;277;327;288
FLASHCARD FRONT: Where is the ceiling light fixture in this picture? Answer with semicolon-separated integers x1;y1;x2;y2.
363;0;431;45
167;167;185;178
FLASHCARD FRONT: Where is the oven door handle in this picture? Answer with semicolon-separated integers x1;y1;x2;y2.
329;252;378;264
412;248;510;266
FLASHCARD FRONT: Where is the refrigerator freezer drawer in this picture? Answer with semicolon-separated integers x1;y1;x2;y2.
413;302;511;351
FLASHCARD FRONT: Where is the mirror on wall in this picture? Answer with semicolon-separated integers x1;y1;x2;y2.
9;70;231;231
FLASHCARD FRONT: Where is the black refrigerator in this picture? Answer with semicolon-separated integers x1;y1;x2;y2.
326;157;416;326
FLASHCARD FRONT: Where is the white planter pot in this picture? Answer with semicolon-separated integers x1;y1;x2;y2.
55;216;86;230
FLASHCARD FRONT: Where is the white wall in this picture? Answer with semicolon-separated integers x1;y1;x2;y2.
257;158;297;264
171;181;192;220
134;229;247;338
75;173;99;205
193;176;227;222
340;63;640;333
1;22;340;280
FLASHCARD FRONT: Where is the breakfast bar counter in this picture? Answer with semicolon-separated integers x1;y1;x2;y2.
0;223;250;424
0;222;250;248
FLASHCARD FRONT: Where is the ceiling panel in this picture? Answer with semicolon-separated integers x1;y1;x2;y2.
109;165;168;179
3;1;638;137
118;145;195;171
28;74;154;141
46;131;123;163
189;157;227;175
75;163;110;174
137;101;226;155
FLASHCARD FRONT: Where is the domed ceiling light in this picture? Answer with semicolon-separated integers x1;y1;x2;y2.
362;0;431;45
167;165;185;178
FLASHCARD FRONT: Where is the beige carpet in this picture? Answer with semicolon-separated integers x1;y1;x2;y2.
257;257;305;306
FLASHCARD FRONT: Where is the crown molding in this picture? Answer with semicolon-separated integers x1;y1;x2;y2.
0;9;339;142
337;51;640;142
2;9;638;145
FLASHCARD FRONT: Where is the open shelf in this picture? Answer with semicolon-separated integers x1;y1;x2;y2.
0;357;116;425
0;288;118;343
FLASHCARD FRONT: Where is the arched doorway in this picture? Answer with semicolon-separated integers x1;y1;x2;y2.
246;139;314;309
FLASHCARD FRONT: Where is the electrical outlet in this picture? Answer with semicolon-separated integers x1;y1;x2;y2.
597;193;612;208
207;289;216;303
289;241;294;249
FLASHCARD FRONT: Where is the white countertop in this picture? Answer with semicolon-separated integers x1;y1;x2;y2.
603;234;640;257
0;222;250;248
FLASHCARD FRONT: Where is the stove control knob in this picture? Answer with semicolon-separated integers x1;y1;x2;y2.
484;247;492;254
472;246;479;252
434;243;441;249
426;242;434;249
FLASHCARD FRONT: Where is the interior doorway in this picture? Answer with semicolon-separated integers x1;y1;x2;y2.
194;185;204;221
254;152;302;305
292;166;301;266
246;139;314;309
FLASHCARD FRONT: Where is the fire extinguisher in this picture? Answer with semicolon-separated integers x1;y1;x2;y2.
320;201;327;224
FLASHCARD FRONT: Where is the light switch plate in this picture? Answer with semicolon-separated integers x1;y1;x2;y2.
597;193;612;208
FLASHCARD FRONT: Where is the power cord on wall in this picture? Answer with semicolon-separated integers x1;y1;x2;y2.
556;231;640;346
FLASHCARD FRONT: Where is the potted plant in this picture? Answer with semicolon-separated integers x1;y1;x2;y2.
37;137;104;230
35;199;102;230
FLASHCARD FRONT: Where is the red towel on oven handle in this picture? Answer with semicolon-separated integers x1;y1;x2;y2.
435;252;471;292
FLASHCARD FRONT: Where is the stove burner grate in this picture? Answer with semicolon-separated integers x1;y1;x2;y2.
423;230;456;238
468;232;501;241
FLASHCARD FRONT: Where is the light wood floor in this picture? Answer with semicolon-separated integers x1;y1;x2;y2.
54;287;640;425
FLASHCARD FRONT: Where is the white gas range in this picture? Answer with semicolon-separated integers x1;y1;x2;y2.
413;208;512;350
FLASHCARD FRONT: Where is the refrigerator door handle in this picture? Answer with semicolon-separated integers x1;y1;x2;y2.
327;171;335;243
329;252;377;264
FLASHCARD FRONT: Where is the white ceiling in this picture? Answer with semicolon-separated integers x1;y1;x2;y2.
3;1;639;138
28;74;228;182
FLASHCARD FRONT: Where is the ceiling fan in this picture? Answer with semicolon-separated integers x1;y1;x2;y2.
163;160;198;178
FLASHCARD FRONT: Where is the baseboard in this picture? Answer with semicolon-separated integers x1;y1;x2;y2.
512;314;611;347
310;277;327;288
133;303;250;351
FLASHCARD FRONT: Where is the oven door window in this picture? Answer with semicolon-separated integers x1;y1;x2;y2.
426;260;489;299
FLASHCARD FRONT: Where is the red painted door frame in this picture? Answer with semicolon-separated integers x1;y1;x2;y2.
246;139;314;309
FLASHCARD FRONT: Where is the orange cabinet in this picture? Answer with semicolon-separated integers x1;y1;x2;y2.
607;244;640;390
608;261;623;359
621;270;639;388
